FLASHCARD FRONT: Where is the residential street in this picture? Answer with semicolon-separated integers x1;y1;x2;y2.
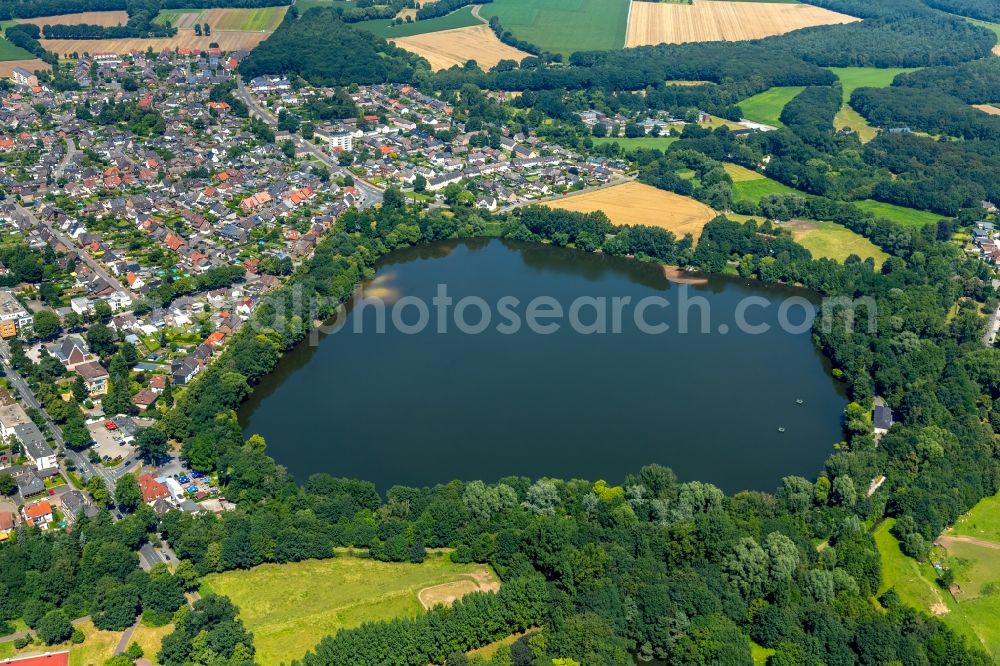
0;338;130;502
11;202;130;294
234;77;384;208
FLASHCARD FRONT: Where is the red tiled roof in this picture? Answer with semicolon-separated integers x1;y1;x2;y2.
138;474;169;503
3;652;69;666
24;501;52;520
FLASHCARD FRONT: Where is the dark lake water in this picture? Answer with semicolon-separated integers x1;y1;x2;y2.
239;239;846;494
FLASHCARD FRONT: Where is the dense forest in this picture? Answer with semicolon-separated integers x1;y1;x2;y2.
892;57;1000;104
239;7;422;86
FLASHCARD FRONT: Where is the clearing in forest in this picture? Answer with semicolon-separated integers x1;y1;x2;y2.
737;86;805;127
547;181;717;241
780;219;888;268
625;0;858;47
390;24;531;70
201;554;499;666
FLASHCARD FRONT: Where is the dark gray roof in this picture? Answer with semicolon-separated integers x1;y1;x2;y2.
874;405;893;430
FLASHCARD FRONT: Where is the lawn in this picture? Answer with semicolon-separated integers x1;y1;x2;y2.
951;491;1000;543
737;86;805;128
201;554;498;666
0;620;118;666
592;135;678;151
855;200;944;227
129;621;173;659
782;219;889;268
355;7;480;38
482;0;630;56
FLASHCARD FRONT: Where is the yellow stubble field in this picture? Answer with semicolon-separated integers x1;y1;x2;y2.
390;24;530;70
548;181;717;241
625;0;858;46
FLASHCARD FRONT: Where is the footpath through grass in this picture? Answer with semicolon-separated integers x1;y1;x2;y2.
737;86;805;128
201;553;498;666
483;0;630;56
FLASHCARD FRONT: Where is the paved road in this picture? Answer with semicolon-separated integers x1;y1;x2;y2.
11;202;129;294
0;339;129;510
53;138;78;181
234;77;383;208
984;304;999;346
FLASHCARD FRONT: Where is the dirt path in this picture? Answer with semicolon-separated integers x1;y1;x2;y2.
417;568;500;610
936;534;1000;551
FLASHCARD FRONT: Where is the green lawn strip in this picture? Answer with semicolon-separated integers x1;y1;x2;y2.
737;86;805;128
355;7;479;38
854;200;944;227
591;135;678;151
482;0;630;56
201;554;497;666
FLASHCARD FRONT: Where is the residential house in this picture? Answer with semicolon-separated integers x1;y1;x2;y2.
138;473;170;504
22;500;52;528
49;335;94;369
74;360;110;396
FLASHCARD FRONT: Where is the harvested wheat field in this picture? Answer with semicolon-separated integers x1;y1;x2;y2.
549;181;717;240
625;0;858;46
974;104;1000;115
18;11;130;27
0;59;50;77
390;24;530;70
42;29;269;56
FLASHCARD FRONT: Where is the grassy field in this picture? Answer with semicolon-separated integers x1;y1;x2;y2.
877;513;1000;662
547;181;717;240
782;219;888;267
828;67;920;141
726;165;801;203
592;135;678;151
483;0;630;56
155;7;286;30
737;86;805;128
0;21;34;61
951;493;1000;543
855;199;943;227
0;38;33;61
356;7;480;38
296;0;356;11
0;620;119;666
202;554;499;666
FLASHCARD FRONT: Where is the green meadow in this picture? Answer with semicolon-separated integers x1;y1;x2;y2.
854;200;944;227
483;0;630;56
592;135;678;151
737;86;805;128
